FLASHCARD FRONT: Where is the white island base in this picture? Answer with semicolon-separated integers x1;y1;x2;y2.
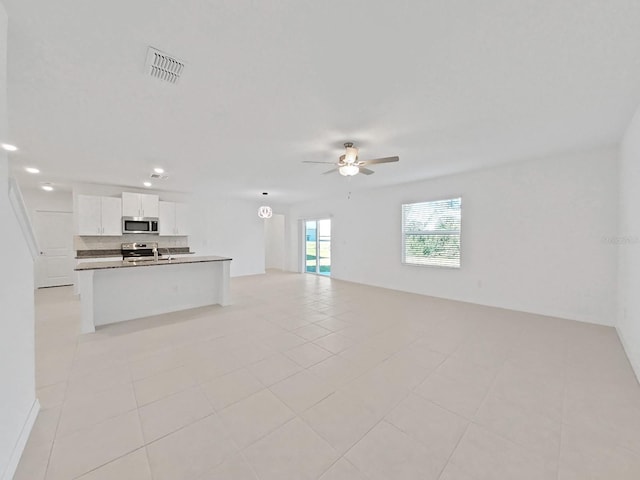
77;257;231;333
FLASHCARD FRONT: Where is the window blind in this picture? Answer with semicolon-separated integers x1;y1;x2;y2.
402;197;461;268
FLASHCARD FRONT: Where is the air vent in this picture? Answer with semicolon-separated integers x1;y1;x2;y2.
145;47;185;84
150;173;169;179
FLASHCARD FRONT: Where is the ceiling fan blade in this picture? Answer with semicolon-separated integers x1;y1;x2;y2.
359;156;399;165
322;168;339;175
302;161;337;164
359;167;375;175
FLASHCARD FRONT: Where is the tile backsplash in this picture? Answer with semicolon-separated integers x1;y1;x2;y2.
74;235;189;251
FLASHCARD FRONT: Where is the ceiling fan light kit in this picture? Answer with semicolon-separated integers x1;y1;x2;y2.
343;144;358;164
303;142;399;177
339;164;359;176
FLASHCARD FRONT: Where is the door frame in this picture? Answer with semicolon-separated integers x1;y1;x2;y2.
301;217;331;276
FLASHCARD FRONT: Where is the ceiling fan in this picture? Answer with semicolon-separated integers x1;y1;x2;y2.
303;142;399;176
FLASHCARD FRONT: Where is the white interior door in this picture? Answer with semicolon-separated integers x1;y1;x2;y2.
34;211;74;288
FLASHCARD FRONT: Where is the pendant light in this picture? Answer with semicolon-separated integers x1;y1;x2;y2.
258;192;273;219
258;205;273;219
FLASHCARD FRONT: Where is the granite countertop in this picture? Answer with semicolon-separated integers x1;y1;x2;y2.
75;247;194;259
75;255;232;271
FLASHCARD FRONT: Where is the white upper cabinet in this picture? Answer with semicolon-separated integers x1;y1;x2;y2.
140;193;159;217
122;192;159;218
77;195;101;235
100;197;123;235
121;192;138;217
175;202;189;235
77;195;122;236
158;201;175;236
158;201;189;236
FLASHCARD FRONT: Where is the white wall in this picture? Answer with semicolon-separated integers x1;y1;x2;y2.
72;182;189;202
22;188;73;216
265;214;285;270
286;148;619;325
0;2;38;478
618;106;640;380
189;193;265;277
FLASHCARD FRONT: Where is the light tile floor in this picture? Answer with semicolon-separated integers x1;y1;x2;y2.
14;271;640;480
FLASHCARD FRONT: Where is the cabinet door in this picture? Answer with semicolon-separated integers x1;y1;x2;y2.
122;192;140;217
140;194;159;217
158;201;176;236
175;203;189;235
101;197;123;236
77;195;102;235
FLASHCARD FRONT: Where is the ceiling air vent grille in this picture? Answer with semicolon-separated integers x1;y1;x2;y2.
145;47;184;84
150;173;169;179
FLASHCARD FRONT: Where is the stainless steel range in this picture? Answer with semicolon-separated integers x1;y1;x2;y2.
121;242;160;262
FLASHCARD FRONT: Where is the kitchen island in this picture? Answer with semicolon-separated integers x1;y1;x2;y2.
75;256;232;333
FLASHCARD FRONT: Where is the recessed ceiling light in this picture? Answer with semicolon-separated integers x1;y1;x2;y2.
143;181;152;187
1;143;18;152
154;167;164;174
25;167;40;174
41;184;53;192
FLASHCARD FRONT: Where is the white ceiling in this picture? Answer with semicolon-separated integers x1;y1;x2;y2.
4;0;640;203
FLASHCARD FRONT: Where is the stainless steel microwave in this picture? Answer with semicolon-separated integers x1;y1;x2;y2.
122;217;159;235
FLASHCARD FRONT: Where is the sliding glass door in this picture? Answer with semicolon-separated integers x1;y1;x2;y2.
305;219;331;276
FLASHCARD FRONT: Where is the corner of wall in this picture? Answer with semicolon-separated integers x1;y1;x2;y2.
616;103;640;382
0;400;40;480
0;3;39;476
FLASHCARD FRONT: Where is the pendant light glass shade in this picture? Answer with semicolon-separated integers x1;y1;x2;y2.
258;205;273;218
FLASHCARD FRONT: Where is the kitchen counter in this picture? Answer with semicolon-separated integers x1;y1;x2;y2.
75;247;194;259
76;255;232;333
75;255;231;271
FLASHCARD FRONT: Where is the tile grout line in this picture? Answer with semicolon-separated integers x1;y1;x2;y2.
37;319;79;480
54;359;148;479
556;337;570;480
434;342;513;480
130;357;156;480
311;384;415;479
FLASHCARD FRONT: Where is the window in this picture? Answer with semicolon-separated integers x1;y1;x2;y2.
402;197;461;268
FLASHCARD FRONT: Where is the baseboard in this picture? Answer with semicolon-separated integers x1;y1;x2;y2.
616;327;640;384
1;398;40;480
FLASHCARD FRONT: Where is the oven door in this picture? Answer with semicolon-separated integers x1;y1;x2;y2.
122;217;159;234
